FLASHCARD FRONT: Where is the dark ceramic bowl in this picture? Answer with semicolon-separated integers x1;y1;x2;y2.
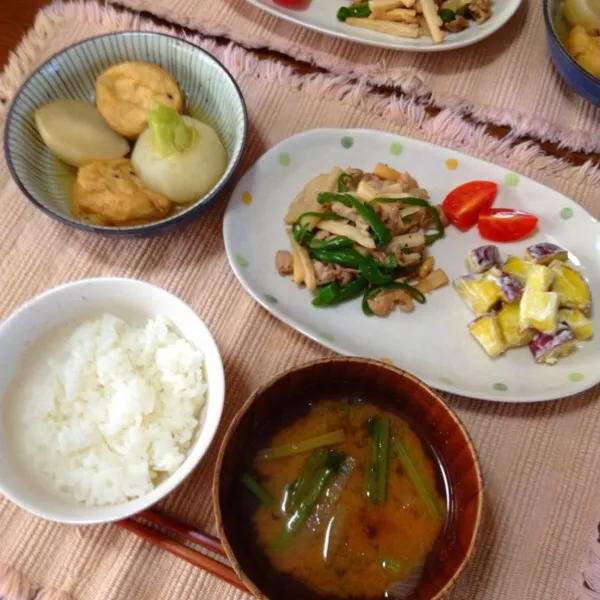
3;32;247;237
544;0;600;106
213;358;483;600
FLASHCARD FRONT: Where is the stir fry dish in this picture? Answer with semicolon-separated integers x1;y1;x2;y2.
34;62;227;226
454;242;593;364
275;164;450;316
336;0;492;44
240;396;446;599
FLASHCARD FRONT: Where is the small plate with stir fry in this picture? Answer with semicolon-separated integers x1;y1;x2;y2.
224;128;600;401
246;0;520;51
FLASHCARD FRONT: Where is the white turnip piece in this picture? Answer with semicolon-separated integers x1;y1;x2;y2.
131;103;227;205
35;99;129;167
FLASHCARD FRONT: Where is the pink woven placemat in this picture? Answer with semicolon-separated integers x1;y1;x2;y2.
105;0;600;154
0;3;599;600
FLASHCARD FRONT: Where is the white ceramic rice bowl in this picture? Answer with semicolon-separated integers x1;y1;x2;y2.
0;278;225;524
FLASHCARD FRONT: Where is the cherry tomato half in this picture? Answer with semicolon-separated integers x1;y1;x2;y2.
441;181;498;230
477;208;538;242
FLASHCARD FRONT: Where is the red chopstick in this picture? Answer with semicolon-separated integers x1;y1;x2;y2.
117;511;248;593
139;509;227;557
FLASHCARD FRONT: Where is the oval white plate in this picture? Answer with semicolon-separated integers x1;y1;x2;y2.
247;0;521;52
223;129;600;402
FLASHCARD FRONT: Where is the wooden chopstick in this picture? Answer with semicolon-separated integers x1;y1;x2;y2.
139;509;227;557
117;514;248;593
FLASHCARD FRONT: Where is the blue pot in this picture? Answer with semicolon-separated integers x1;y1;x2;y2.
543;0;600;106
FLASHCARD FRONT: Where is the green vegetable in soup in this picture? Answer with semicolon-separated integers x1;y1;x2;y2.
391;436;442;520
365;417;390;504
259;429;346;460
377;418;390;503
286;448;329;512
241;473;273;506
380;555;407;576
365;418;380;502
270;450;347;550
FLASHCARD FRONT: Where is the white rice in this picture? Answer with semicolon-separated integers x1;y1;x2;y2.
19;313;207;507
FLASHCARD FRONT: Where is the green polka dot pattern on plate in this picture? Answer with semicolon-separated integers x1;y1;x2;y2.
320;332;335;341
560;207;574;220
389;142;403;156
278;152;291;167
568;372;584;382
439;376;454;385
493;383;508;392
341;136;354;149
264;294;278;304
504;173;519;186
235;254;248;267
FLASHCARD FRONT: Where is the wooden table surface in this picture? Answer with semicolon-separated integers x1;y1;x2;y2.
2;0;599;168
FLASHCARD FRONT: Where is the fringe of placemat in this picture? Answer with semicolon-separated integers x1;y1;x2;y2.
0;564;71;600
1;1;598;190
106;0;600;154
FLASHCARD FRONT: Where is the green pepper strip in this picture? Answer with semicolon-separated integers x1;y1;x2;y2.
337;3;371;21
362;282;426;316
380;252;398;269
312;276;368;307
337;171;356;193
293;227;353;249
312;282;339;306
310;248;360;268
368;197;445;246
297;211;343;223
318;192;392;246
310;248;392;285
292;211;344;244
439;7;456;22
308;235;353;251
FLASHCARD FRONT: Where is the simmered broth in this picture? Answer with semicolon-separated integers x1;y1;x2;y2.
239;395;447;599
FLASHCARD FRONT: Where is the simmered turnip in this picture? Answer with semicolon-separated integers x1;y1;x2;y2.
131;104;227;205
35;99;129;167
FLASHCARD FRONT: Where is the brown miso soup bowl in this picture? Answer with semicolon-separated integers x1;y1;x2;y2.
213;358;483;600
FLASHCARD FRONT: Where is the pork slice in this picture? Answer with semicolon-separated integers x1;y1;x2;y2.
275;250;294;276
468;0;491;23
313;260;359;287
332;201;370;232
367;289;415;316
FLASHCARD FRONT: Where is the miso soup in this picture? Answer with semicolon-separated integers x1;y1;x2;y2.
236;393;447;599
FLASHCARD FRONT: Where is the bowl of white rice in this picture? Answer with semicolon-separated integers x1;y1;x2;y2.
0;278;224;524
